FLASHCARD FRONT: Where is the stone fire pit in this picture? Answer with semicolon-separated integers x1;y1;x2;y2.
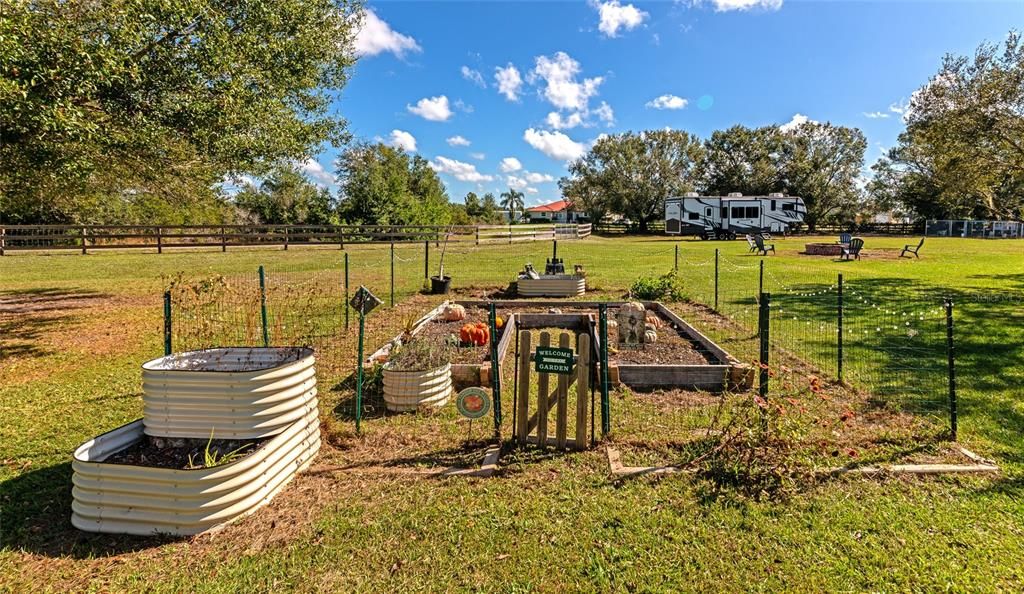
804;243;844;256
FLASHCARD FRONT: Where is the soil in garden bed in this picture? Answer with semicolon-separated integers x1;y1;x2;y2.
104;435;268;469
609;321;714;365
415;307;508;364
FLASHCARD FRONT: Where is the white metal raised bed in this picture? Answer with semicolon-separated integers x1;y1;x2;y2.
142;347;317;439
71;407;320;536
382;363;453;412
517;275;586;298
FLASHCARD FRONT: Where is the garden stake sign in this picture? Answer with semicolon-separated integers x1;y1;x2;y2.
456;386;492;440
351;286;383;433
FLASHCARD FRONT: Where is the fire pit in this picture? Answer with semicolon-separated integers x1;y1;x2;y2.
804;242;844;256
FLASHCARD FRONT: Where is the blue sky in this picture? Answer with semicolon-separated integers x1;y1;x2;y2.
301;0;1023;207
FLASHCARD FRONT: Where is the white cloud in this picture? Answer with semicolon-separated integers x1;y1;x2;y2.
594;0;649;38
708;0;783;11
594;101;615;125
495;64;523;101
429;156;494;182
299;158;335;187
470;152;486;161
407;95;453;121
531;52;604;112
386;129;417;151
500;157;523;172
863;111;890;119
546;111;585;130
523;128;586;161
461;66;486;88
353;9;421;58
506;175;529;190
778;113;818;133
446;135;471;147
646;94;688;110
526;187;539;194
525;172;555;184
454;98;473;113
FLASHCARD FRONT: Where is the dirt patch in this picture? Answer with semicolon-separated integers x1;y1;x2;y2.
610;322;713;365
104;435;268;469
414;306;508;364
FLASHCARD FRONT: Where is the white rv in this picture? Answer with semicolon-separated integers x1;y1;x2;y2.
665;193;806;240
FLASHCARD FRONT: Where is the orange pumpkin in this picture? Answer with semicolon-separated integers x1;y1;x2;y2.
495;316;505;329
459;323;476;345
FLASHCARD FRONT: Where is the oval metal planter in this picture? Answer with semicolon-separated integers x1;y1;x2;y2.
71;408;321;536
382;363;453;412
142;347;316;439
517;275;586;297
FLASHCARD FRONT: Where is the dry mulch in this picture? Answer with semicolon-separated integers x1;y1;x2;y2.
413;306;508;364
104;435;267;469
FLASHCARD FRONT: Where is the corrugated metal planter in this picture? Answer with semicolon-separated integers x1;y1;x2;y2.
517;275;586;297
71;408;320;536
142;347;316;439
382;363;452;412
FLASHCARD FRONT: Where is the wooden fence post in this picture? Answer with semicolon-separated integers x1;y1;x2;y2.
283;227;289;251
221;226;227;252
0;225;5;256
515;331;532;444
81;226;88;255
156;226;163;254
575;334;590;449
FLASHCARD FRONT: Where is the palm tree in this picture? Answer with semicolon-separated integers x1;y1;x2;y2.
500;188;526;223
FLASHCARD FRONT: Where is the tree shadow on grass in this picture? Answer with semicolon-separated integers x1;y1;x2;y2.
0;287;110;360
0;462;180;558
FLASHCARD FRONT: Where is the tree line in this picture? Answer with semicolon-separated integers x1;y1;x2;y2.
1;3;1019;228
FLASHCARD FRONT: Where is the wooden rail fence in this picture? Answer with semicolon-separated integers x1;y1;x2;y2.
0;223;592;255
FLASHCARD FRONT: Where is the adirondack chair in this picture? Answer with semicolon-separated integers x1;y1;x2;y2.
745;234;758;252
841;237;864;261
900;237;925;258
838;233;852;245
760;231;773;241
754;234;775;256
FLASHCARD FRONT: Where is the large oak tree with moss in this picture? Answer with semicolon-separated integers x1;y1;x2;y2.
0;0;361;224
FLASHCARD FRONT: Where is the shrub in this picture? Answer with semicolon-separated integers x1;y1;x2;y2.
387;338;452;372
629;270;688;302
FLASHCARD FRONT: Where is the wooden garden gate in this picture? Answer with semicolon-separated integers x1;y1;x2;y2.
514;330;591;450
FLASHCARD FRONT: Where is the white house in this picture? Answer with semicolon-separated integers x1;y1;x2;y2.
526;200;582;223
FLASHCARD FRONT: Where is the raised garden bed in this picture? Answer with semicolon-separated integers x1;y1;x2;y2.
71;408;321;536
365;302;515;389
142;347;318;439
456;301;752;392
516;274;586;297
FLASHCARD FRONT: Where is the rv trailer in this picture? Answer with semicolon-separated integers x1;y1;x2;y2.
665;193;806;240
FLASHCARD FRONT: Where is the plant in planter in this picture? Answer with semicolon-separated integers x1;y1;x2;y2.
430;225;455;294
382;338;454;412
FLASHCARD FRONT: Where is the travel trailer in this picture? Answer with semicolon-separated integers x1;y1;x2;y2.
665;193;806;240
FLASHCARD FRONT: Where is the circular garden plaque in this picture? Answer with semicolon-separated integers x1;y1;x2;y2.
455;387;491;419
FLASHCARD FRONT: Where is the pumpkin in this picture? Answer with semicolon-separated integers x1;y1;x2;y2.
607;319;618;329
495;316;505;329
645;313;663;329
459;322;489;346
622;301;645;313
441;303;466;321
643;329;658;343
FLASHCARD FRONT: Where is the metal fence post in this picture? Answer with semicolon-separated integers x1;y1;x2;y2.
344;252;350;331
163;291;172;356
424;240;429;284
945;299;958;441
489;302;502;436
258;265;270;347
758;292;771;406
758;259;764;299
837;273;844;383
714;248;720;311
390;242;395;308
674;244;679;272
355;311;366;434
599;304;611;436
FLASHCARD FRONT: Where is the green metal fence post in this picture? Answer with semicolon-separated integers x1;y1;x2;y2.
355;311;366;433
758;293;771;429
837;273;844;383
344;252;350;331
714;248;720;311
390;242;395;308
945;299;958;441
424;240;429;284
488;302;502;437
674;244;679;272
758;259;764;299
258;265;269;347
163;291;172;356
599;304;611;436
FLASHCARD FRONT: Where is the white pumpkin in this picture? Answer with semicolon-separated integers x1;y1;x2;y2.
607;319;619;329
621;301;645;314
441;303;466;322
643;329;658;343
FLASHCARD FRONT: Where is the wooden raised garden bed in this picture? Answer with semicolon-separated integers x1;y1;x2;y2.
365;302;516;389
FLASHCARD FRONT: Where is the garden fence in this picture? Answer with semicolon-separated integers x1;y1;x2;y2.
163;238;1018;440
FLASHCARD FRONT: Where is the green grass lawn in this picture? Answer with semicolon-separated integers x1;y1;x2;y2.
1;234;1022;592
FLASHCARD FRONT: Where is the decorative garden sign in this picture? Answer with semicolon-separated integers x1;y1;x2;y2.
350;285;382;316
616;302;646;349
535;346;574;374
455;387;491;419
